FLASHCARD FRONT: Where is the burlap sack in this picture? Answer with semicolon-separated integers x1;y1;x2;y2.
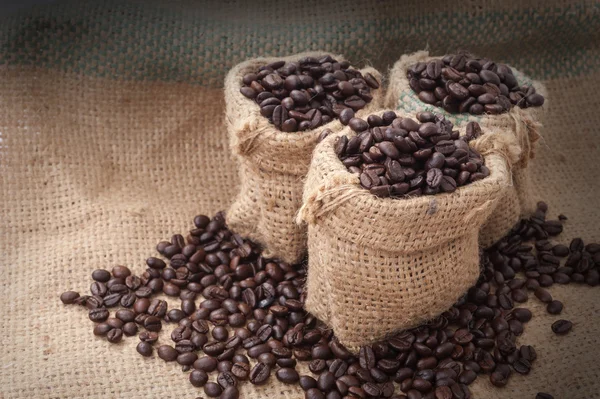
385;51;548;248
2;2;599;398
297;110;515;351
224;52;383;263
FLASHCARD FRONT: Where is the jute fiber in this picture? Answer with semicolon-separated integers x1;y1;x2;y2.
1;1;599;398
225;52;383;264
386;51;548;248
297;110;515;351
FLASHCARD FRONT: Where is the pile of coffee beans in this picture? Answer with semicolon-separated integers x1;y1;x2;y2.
61;204;599;399
332;111;487;198
239;55;379;132
407;53;545;115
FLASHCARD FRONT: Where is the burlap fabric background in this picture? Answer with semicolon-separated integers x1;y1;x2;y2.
0;1;598;398
225;52;382;264
298;114;512;351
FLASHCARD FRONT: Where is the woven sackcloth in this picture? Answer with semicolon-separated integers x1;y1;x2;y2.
298;110;515;351
225;52;382;264
385;51;548;248
0;1;599;398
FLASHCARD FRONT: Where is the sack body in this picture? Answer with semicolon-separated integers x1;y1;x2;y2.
385;51;548;247
299;110;513;351
225;52;383;263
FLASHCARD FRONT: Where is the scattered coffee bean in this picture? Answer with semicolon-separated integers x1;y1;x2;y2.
106;328;123;343
157;345;178;362
546;300;563;315
136;341;153;357
551;319;573;335
61;206;598;397
203;381;222;397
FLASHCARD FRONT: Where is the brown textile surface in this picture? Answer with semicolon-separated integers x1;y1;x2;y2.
298;112;513;351
1;0;600;396
225;52;383;263
1;67;600;399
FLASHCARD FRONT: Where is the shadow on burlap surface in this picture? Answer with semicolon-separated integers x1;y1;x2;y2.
1;1;599;398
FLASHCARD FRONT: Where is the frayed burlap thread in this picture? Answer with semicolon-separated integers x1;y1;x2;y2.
225;52;383;263
385;51;547;247
298;110;513;351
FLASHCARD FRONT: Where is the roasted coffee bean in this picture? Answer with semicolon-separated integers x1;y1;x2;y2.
276;367;300;384
88;308;109;323
194;356;218;372
551;319;573;335
408;53;544;115
249;362;271;385
136;341;153;357
534;287;553;303
217;370;237;388
157;345;178;362
318;371;335;391
536;393;554;399
139;331;158;343
143;316;162;332
203;381;222;397
123;322;138;336
106;328;123;343
305;388;325;399
546;300;563;314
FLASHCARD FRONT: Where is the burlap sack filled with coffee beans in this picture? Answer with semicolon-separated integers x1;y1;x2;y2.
297;111;516;351
224;52;383;264
386;51;548;248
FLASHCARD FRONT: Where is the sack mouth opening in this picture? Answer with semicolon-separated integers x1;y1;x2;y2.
302;109;509;252
388;51;547;125
227;52;384;149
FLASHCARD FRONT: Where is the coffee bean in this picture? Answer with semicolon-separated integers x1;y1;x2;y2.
89;308;109;323
157;345;178;362
551;319;573;335
305;388;325;399
139;331;158;343
317;371;335;391
106;328;123;343
249;362;271;385
203;381;222;397
536;393;554;399
546;300;563;314
136;341;153;357
93;323;112;336
349;118;369;132
122;322;138;336
194;356;218;372
276;367;300;384
534;287;553;303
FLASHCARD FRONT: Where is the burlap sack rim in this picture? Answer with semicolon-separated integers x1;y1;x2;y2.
384;50;549;139
298;109;512;253
225;51;383;176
